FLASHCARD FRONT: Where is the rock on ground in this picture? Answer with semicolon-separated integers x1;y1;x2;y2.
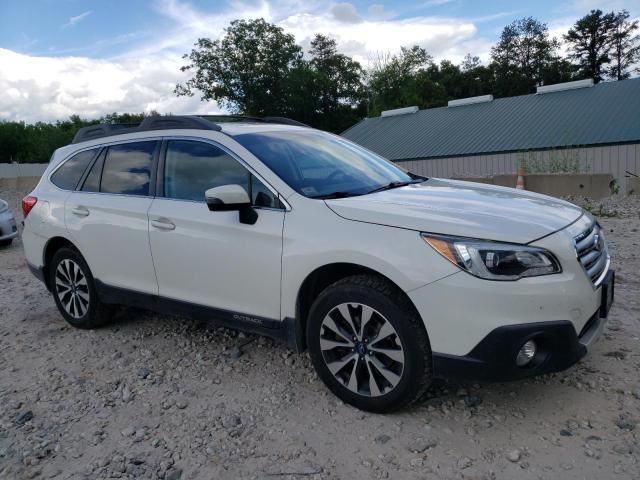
1;189;639;479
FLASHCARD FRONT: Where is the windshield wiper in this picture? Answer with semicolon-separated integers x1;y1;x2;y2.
312;191;361;200
366;179;423;195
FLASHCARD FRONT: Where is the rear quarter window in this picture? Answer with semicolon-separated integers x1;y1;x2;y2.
50;149;98;190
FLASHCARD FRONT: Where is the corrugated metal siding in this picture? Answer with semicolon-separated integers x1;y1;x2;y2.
400;143;640;192
343;78;640;160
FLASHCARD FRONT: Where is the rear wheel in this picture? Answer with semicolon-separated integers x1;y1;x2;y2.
307;274;432;412
49;247;114;329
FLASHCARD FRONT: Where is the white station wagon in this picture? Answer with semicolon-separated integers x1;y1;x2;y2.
22;115;614;412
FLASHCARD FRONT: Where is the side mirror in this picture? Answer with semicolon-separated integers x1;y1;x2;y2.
205;185;258;225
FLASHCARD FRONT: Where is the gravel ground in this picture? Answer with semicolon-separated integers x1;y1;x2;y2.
1;189;639;480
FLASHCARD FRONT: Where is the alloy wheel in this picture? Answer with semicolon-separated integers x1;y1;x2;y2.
55;259;90;319
319;302;405;397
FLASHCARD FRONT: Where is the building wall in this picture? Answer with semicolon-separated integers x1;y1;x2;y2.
397;143;640;193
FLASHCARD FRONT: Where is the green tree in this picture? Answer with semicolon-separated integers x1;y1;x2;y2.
367;46;446;115
176;19;302;116
461;53;481;73
307;34;365;132
491;17;559;96
431;60;465;99
0;113;160;164
458;54;495;98
564;9;617;83
100;112;158;125
608;10;640;80
541;56;576;85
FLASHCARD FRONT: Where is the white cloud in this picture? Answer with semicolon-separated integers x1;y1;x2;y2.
0;0;512;122
0;48;218;123
279;10;477;65
330;3;362;23
63;11;92;28
118;0;486;64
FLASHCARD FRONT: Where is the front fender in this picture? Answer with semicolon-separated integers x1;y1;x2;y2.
280;201;458;320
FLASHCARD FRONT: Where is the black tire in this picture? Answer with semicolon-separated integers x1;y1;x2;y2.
307;274;432;413
49;247;114;329
0;238;12;247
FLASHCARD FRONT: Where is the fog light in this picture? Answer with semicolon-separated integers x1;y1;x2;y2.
516;340;537;367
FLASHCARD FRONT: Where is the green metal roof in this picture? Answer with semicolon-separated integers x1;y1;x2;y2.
342;77;640;161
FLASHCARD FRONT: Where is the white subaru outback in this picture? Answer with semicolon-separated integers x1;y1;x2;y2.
22;115;614;412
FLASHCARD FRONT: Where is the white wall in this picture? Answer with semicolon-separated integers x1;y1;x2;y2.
398;143;640;193
0;163;48;178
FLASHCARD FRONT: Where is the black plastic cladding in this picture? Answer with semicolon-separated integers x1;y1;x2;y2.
71;115;309;144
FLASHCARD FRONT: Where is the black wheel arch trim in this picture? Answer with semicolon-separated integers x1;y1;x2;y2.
27;262;47;287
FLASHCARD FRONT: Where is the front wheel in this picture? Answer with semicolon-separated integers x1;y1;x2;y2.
307;275;433;412
49;247;114;329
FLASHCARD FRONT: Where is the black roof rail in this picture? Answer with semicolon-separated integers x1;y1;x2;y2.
139;115;222;131
200;114;263;123
262;116;309;127
200;114;309;128
71;115;222;144
71;114;308;144
71;123;138;144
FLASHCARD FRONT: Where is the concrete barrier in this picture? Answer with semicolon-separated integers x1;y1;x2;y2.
453;174;615;199
0;177;41;193
0;163;47;178
0;163;47;195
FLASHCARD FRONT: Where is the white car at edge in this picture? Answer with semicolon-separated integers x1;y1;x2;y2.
21;115;614;412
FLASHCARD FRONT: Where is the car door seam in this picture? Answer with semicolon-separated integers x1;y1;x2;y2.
146;198;161;296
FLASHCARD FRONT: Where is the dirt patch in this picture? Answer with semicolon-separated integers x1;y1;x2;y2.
1;191;639;479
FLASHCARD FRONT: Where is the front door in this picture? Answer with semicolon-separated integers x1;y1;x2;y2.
147;139;285;320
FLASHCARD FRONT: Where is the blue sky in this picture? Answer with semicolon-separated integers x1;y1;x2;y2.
1;0;638;122
1;0;537;58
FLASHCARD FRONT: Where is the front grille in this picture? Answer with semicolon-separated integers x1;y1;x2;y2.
574;222;609;287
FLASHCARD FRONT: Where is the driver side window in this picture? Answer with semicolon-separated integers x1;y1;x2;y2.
163;140;281;208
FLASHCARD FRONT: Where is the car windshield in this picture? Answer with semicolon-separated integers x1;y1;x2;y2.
233;130;416;199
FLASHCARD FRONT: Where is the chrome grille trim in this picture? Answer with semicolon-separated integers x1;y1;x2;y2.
574;222;609;288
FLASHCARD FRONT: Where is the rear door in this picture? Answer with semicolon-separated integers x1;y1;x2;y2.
65;140;159;294
147;138;285;320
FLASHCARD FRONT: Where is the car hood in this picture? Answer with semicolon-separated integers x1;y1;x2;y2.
325;178;584;244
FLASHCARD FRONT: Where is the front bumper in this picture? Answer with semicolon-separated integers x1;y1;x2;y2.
430;270;614;381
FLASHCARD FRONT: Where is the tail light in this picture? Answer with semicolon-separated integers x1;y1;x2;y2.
22;196;38;219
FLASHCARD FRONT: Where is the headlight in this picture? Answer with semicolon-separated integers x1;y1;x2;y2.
0;200;8;214
422;234;561;281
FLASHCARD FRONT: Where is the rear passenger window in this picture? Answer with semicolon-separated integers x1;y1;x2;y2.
50;149;98;190
100;142;157;196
